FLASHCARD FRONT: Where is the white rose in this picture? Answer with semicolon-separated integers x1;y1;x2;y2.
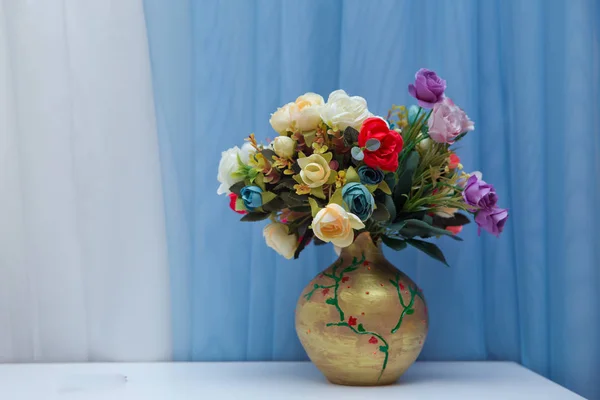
269;92;324;133
269;102;295;133
272;136;295;158
216;144;255;195
263;222;298;259
297;153;331;188
320;89;373;131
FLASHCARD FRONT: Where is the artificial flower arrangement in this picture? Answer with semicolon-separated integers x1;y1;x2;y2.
217;69;508;265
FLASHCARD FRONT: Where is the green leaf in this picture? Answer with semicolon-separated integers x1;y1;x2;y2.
289;206;311;212
371;202;391;222
261;148;276;161
343;126;359;147
389;279;398;287
240;212;271;222
393;151;420;210
365;184;378;193
382;235;407;251
402;219;463;241
325;298;337;305
229;181;246;196
280;192;306;207
322;152;333;163
308;197;321;218
272;180;296;192
235;197;246;212
303;131;316;147
310;186;326;200
406;238;450;267
255;173;266;191
379;345;389;353
262;197;285;212
326;170;338;185
345;166;360;183
357;323;366;333
294;229;314;259
329;188;344;206
432;212;471;228
384;195;397;222
261;191;277;205
406;309;415;315
388;221;407;231
378;180;392;195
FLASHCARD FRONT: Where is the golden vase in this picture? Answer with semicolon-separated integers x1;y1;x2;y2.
295;232;428;386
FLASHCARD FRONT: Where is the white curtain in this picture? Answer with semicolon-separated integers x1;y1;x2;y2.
0;0;171;361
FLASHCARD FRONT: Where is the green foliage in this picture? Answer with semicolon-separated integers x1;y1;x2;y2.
393;151;419;212
406;238;450;267
240;212;271;222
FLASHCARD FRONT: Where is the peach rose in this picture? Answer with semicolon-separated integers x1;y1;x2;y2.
312;204;365;248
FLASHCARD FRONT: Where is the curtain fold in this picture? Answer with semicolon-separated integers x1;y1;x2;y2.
0;0;171;362
143;0;600;398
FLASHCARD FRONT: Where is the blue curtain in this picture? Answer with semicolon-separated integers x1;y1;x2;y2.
143;1;600;398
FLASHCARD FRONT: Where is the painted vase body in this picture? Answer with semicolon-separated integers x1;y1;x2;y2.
295;232;428;386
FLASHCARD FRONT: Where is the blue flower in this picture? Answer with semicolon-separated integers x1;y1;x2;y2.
357;166;384;185
240;185;263;211
342;182;375;221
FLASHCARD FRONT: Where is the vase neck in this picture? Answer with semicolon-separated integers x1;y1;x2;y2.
339;232;383;261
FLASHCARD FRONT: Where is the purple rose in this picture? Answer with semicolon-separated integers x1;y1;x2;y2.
463;174;498;210
475;207;508;237
408;68;446;108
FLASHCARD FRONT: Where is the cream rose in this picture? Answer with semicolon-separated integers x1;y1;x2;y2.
312;204;365;248
320;89;373;131
263;222;298;259
297;153;331;188
272;136;295;158
269;92;324;134
216;143;255;195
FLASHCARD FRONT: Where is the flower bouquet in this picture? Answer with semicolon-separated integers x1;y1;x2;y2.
217;68;508;385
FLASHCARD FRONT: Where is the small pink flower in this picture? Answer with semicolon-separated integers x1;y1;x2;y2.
428;97;474;144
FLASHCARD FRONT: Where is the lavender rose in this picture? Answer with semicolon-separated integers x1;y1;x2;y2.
463;174;498;210
408;68;446;108
475;207;508;237
427;97;474;144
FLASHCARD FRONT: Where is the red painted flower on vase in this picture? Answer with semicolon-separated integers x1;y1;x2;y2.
322;288;330;296
348;316;357;327
341;276;350;283
369;336;378;344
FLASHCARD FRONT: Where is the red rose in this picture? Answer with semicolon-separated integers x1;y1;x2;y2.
228;193;247;215
358;117;404;172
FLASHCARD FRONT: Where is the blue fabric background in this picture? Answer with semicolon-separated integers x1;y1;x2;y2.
142;1;600;398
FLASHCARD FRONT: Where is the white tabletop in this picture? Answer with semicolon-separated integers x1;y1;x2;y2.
0;361;583;400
